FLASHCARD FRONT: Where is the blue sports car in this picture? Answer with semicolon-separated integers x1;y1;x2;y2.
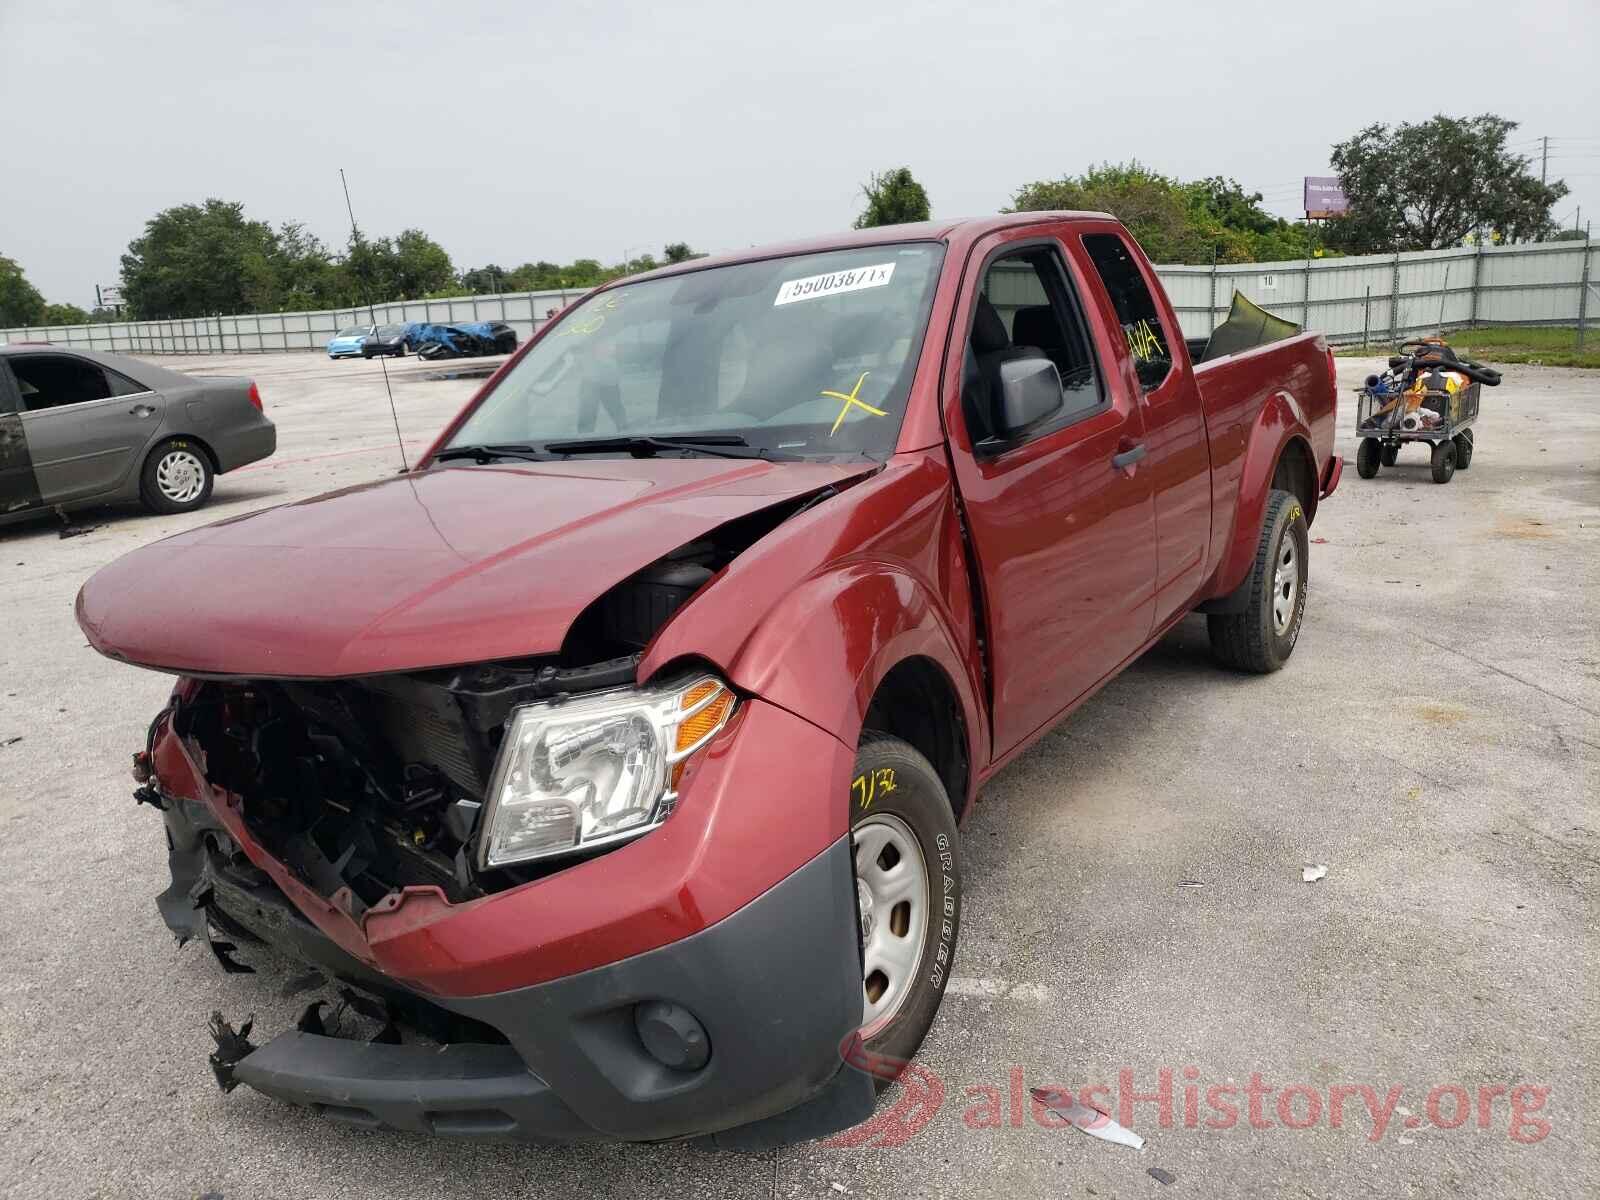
326;325;376;359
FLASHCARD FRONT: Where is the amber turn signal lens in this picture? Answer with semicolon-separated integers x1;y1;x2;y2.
675;682;734;756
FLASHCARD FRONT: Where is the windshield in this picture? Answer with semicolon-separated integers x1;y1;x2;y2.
442;243;946;460
336;326;367;338
376;324;407;337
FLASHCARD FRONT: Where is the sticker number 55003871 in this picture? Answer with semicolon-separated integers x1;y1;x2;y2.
774;263;895;306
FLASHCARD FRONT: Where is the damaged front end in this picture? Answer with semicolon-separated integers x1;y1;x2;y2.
130;501;874;1146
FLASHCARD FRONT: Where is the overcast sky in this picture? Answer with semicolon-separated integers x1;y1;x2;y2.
2;0;1596;307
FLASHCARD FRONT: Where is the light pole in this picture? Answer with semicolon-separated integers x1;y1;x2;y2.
620;245;649;278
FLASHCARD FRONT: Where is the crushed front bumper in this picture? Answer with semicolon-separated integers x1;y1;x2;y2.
161;796;873;1147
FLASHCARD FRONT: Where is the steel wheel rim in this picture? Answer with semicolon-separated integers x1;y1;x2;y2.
1272;536;1298;635
853;812;930;1036
156;450;206;503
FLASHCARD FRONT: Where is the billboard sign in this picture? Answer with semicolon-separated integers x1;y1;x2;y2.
98;285;123;307
1304;177;1348;219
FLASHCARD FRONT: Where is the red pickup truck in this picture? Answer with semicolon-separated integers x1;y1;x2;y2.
79;213;1339;1148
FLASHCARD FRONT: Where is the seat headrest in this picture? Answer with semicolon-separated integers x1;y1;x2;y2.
972;295;1009;354
1011;305;1061;350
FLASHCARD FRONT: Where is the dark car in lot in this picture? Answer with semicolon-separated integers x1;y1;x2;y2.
361;323;416;359
413;321;519;360
0;345;275;523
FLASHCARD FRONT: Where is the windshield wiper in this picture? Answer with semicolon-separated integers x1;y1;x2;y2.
432;443;552;464
542;434;798;461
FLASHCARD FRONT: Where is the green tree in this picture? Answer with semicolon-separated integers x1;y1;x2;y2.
662;242;703;264
460;264;509;293
0;254;47;326
853;167;932;229
121;199;281;318
266;223;343;311
1325;114;1568;251
1011;162;1225;262
1010;163;1325;264
505;261;562;290
1180;177;1320;262
340;228;456;303
40;303;91;324
120;200;349;317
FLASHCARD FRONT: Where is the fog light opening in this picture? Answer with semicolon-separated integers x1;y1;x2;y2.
633;999;711;1072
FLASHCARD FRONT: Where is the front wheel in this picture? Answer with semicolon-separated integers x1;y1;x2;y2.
1380;443;1400;467
1455;429;1473;470
1207;488;1309;673
1356;438;1381;478
140;439;214;514
849;733;961;1091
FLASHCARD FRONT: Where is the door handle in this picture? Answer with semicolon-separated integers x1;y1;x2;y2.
1111;443;1147;470
129;404;155;417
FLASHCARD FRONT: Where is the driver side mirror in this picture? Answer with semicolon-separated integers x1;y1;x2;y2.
995;356;1064;437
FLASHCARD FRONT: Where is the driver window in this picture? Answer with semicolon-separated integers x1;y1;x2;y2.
964;247;1103;448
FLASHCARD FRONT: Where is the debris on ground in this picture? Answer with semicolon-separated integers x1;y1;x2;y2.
1176;879;1206;888
58;523;104;540
1302;863;1329;883
1031;1086;1146;1150
1;736;21;748
206;1012;256;1093
1147;1167;1177;1185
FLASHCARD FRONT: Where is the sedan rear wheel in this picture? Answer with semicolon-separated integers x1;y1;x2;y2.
140;439;214;514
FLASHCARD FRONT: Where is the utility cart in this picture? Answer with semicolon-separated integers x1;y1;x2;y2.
1354;339;1500;484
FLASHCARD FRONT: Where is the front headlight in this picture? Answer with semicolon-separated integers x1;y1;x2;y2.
477;675;735;869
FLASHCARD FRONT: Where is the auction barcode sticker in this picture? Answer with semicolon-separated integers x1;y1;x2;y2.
774;262;895;306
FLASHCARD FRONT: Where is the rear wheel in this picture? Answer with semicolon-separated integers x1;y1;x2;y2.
1431;439;1457;484
850;733;961;1091
1207;488;1309;673
1455;429;1473;470
140;439;214;514
1356;438;1381;478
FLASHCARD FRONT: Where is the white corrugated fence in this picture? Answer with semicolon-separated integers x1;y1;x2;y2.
3;240;1595;353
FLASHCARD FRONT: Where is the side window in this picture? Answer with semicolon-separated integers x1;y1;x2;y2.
1081;233;1174;390
963;245;1103;450
105;369;149;397
9;355;118;412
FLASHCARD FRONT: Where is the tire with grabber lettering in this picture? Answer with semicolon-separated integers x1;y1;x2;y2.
848;732;961;1092
1207;488;1309;674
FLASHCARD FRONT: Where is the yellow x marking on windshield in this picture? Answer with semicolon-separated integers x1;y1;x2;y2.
821;372;887;436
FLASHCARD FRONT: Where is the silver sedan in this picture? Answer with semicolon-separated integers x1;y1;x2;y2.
0;345;275;524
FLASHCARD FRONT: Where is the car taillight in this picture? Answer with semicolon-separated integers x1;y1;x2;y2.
247;381;262;411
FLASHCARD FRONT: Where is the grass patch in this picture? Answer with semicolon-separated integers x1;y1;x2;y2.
1335;326;1600;368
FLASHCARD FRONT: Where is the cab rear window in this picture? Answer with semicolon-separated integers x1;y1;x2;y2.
1081;233;1173;390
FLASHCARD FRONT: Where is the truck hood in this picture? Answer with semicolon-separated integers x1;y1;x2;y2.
78;458;870;678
